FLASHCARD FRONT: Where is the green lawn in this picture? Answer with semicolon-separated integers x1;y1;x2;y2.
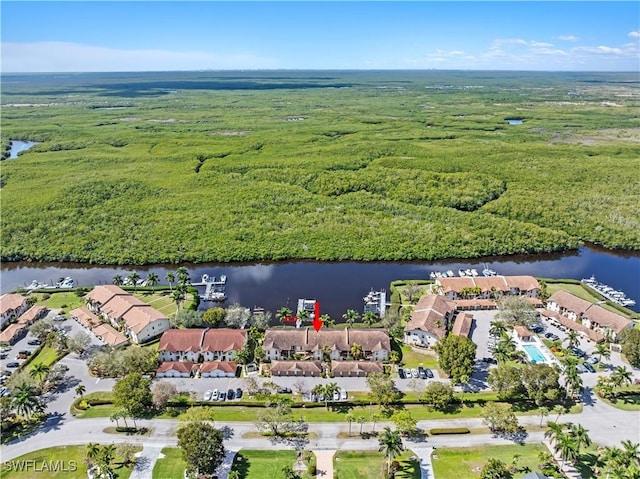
431;444;547;479
599;385;640;411
31;291;84;313
400;345;440;369
152;447;187;479
25;346;60;372
1;445;138;479
334;450;420;479
230;450;314;479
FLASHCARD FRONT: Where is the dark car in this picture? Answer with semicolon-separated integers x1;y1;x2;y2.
27;339;42;346
218;391;226;401
544;332;553;339
583;362;595;373
6;362;19;368
227;389;235;400
425;368;434;378
418;367;427;379
278;387;292;394
235;388;243;399
0;353;7;360
398;368;406;379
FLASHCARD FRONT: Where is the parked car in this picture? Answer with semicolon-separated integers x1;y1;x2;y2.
341;389;348;401
227;389;235;400
398;368;406;379
53;315;66;321
583;362;596;373
576;364;589;374
6;362;19;368
235;388;243;399
211;389;219;401
530;324;544;333
27;339;42;346
418;366;427;379
0;387;10;397
17;351;32;359
218;391;226;401
204;390;213;401
425;368;434;379
318;394;325;402
333;390;340;401
411;368;419;379
0;353;7;360
587;356;599;365
482;357;497;365
278;387;292;394
544;332;554;339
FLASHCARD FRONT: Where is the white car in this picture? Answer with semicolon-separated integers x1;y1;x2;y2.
587;356;599;365
340;389;348;401
211;389;219;401
411;368;419;378
204;390;213;401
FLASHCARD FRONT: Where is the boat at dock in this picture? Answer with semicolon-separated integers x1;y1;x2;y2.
196;273;228;302
363;289;387;318
581;275;636;307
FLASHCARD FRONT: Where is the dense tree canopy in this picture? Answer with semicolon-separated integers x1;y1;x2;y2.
435;334;477;384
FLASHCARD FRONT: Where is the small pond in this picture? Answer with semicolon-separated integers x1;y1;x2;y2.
8;140;38;159
506;119;523;125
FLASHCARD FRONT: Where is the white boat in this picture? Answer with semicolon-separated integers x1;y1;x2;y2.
458;270;466;277
446;270;454;277
470;269;478;277
465;269;473;276
430;272;436;279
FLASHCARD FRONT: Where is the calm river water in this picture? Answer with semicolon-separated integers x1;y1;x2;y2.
1;246;638;317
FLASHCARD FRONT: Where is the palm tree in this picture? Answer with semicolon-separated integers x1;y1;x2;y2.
564;330;580;350
320;314;335;328
489;320;508;338
282;465;300;479
165;272;175;292
357;415;366;435
86;442;101;464
346;413;355;436
595;342;611;364
320;382;340;410
29;362;50;386
371;413;381;434
75;384;86;399
350;343;364;360
228;471;241;479
11;382;41;420
538;406;550;427
389;350;400;364
378;426;404;475
145;272;159;287
492;340;513;364
553;404;565;422
297;309;310;322
176;266;190;286
611;366;633;390
112;275;123;286
544;421;565;448
277;306;293;323
597;446;623;479
172;285;186;311
620;440;640;465
570;423;591;455
362;311;377;328
557;432;579;468
100;444;116;469
342;309;359;327
127;271;141;291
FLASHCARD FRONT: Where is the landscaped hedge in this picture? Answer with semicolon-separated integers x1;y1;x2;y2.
429;427;470;435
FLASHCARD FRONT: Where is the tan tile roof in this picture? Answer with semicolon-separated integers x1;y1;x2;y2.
199;361;237;374
514;325;532;337
101;294;147;319
263;328;390;353
158;329;206;353
0;323;27;343
270;360;322;375
453;299;497;310
548;291;632;334
16;305;47;325
156;361;195;374
437;277;476;293
122;306;168;335
201;329;247;353
70;307;102;329
452;312;473;338
405;294;455;339
330;361;384;375
0;294;27;316
85;285;128;306
91;323;128;347
506;276;541;291
541;309;604;342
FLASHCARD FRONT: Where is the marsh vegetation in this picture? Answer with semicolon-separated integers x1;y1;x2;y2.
1;71;638;264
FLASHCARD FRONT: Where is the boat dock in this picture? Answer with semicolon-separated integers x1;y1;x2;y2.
363;289;387;318
581;275;636;307
192;274;228;302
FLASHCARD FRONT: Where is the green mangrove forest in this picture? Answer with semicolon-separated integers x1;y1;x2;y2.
1;70;638;264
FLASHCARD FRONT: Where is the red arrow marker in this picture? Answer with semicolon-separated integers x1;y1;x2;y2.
312;301;322;332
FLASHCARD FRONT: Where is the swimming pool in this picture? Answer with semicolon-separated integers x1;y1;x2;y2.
522;344;546;364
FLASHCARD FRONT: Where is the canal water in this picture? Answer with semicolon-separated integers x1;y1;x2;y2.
1;246;638;318
8;140;38;159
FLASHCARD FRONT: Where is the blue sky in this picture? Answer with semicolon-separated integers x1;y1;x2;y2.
2;1;639;72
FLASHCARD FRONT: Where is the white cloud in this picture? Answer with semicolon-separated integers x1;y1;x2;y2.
575;45;624;55
557;35;579;42
1;42;277;72
629;31;640;38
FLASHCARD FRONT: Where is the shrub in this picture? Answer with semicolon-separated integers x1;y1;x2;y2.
429;427;470;435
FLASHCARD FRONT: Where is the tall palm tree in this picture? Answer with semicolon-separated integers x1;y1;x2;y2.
595;342;611;364
297;309;310;322
557;432;579;468
29;362;50;386
112;275;123;286
564;330;580;350
544;421;565;448
553;404;565;422
492;340;513;364
127;271;141;291
342;309;359;327
489;320;508;338
611;366;633;390
350;343;364;360
371;413;381;433
100;444;116;469
282;465;299;479
165;272;175;292
145;272;159;287
620;440;640;465
176;266;190;286
570;423;591;456
362;311;377;328
378;426;404;475
346;413;355;437
75;384;86;398
11;382;41;420
86;442;101;464
538;406;550;427
357;415;366;435
172;285;186;311
320;314;335;328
